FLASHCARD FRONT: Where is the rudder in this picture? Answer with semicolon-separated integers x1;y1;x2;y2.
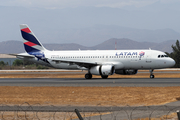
20;24;46;53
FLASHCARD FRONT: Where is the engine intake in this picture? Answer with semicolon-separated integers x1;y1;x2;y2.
90;65;115;76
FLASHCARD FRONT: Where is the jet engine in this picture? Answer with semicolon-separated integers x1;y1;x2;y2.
90;65;115;76
115;69;138;75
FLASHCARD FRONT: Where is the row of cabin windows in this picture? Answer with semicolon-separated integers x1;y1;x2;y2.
51;55;144;59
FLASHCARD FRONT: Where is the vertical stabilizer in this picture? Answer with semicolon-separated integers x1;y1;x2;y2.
20;24;46;53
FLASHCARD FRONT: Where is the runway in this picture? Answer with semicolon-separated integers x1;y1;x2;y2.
0;78;180;87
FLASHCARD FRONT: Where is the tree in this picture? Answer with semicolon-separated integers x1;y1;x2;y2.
13;59;23;66
24;60;34;66
0;61;5;66
167;40;180;68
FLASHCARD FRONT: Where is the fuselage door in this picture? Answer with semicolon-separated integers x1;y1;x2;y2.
146;52;152;63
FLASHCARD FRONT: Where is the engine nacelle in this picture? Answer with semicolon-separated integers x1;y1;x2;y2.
115;69;138;75
90;65;115;76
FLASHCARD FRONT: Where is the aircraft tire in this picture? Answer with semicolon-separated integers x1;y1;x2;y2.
85;73;92;79
101;75;108;79
150;75;154;79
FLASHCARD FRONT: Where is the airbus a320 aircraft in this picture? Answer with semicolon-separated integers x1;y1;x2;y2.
13;24;175;79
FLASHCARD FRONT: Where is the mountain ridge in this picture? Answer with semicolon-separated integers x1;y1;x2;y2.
1;5;180;46
0;38;175;54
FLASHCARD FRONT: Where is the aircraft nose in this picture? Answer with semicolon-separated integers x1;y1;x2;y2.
168;58;175;67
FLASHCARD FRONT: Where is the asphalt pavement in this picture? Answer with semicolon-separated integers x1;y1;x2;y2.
0;78;179;87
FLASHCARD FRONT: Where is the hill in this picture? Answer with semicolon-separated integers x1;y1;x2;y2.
1;5;180;46
0;39;175;54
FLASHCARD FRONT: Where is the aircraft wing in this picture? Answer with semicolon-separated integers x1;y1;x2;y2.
50;58;98;68
9;54;35;58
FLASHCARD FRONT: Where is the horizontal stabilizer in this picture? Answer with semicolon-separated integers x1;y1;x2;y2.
9;54;35;58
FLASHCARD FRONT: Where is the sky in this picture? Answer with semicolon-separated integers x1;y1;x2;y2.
0;0;180;46
0;0;179;9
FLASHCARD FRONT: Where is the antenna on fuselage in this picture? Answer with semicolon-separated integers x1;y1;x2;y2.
115;41;117;50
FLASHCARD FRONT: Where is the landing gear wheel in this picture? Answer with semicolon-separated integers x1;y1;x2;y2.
149;69;154;79
150;74;154;79
85;73;92;79
101;75;108;79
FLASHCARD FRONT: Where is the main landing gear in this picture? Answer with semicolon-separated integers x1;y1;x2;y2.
85;73;108;79
149;69;154;79
101;75;108;79
85;73;92;79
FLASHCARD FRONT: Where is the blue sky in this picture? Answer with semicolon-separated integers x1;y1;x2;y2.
0;0;180;46
0;0;178;8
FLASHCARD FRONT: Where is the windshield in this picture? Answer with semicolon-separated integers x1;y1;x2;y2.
158;54;169;58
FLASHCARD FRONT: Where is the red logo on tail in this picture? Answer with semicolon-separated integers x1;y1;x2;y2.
21;28;31;33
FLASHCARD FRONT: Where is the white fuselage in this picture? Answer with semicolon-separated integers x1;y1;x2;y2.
20;49;175;70
17;24;176;79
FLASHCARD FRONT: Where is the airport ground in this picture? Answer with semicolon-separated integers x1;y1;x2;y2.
0;69;180;78
0;69;180;107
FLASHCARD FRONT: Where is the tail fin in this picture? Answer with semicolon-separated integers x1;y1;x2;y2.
20;24;46;53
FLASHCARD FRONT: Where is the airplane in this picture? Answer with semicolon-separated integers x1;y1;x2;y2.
12;24;175;79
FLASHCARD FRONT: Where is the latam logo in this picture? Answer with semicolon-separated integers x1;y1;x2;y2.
139;51;145;56
29;51;50;64
115;51;145;56
29;51;45;60
139;51;145;60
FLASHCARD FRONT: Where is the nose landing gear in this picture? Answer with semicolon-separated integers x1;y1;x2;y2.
149;69;154;78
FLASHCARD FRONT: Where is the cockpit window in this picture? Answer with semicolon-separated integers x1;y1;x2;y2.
158;54;169;58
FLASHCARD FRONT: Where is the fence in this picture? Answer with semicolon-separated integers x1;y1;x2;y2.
0;102;180;120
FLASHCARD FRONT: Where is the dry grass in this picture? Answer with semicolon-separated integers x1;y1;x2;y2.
0;86;180;106
0;70;179;106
